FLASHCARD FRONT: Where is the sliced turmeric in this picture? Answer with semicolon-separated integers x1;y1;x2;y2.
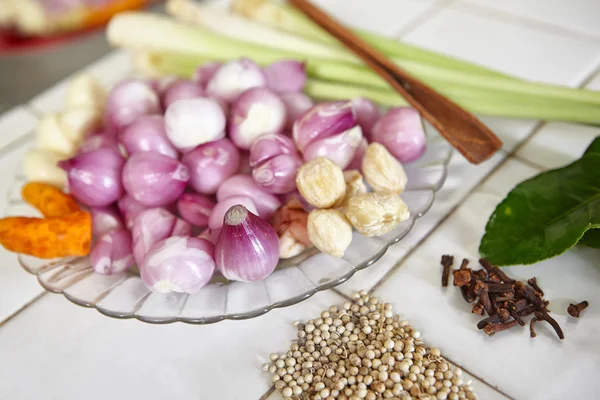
22;182;80;218
0;211;92;259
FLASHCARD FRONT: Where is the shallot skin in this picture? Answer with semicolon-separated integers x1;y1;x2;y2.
140;236;215;294
215;205;279;282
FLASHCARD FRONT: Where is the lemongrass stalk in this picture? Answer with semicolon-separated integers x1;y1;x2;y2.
306;80;600;125
164;3;600;107
307;61;600;107
230;0;512;79
109;12;600;116
107;11;300;63
137;50;600;125
166;0;355;63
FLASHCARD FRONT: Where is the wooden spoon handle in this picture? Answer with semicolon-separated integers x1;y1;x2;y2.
289;0;503;164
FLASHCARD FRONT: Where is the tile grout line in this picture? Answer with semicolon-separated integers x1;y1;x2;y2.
0;291;48;329
442;355;515;400
455;1;600;44
392;0;457;39
258;386;275;400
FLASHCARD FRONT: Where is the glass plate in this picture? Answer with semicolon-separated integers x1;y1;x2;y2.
5;134;451;324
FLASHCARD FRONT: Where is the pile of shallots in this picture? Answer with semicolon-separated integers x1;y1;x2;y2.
24;57;427;295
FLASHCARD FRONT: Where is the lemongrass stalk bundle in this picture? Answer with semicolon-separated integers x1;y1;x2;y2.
137;50;600;125
162;4;600;108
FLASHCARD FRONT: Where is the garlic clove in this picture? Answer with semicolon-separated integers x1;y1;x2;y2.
307;209;353;257
345;192;410;237
36;113;77;157
66;73;107;111
60;107;102;145
362;143;407;194
296;157;346;209
279;230;307;259
23;149;68;188
336;169;368;208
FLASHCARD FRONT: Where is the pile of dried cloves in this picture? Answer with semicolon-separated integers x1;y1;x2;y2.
442;256;564;339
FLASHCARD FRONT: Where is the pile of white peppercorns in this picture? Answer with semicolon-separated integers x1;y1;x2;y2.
263;291;477;400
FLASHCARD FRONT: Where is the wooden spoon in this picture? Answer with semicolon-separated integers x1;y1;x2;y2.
289;0;503;164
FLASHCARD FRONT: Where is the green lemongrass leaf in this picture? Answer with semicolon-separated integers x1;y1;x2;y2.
479;140;600;266
580;229;600;249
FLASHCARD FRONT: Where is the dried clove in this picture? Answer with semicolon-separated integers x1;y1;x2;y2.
479;258;515;284
442;255;565;341
512;298;529;312
472;302;484;315
483;320;518;336
507;308;526;327
527;277;544;296
476;309;510;330
529;316;540;338
534;311;564;340
453;269;472;287
441;255;454;287
517;304;538;317
485;282;515;293
515;282;544;310
567;301;589;318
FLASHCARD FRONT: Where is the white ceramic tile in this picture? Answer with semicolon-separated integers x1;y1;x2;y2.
315;0;440;37
477;157;542;197
0;106;37;151
403;6;600;86
336;149;506;297
29;50;132;115
0;289;345;400
516;122;600;169
0;139;45;324
459;0;600;38
374;158;600;400
479;117;539;153
586;71;600;90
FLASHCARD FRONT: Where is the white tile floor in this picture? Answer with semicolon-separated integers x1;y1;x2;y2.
1;1;599;399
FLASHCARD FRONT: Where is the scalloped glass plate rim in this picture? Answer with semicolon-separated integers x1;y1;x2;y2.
7;136;452;325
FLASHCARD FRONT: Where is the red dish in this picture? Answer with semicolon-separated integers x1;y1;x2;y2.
0;26;104;54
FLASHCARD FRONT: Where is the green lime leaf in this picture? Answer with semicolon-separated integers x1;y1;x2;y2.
479;152;600;266
580;229;600;249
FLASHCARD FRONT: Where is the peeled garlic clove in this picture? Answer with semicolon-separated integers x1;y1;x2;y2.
66;74;107;110
36;114;77;157
23;149;67;188
296;157;346;209
279;229;307;259
345;192;410;237
336;169;368;208
307;209;353;257
362;143;407;194
60;107;102;144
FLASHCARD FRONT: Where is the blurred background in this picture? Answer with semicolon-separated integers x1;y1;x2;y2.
0;0;163;114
